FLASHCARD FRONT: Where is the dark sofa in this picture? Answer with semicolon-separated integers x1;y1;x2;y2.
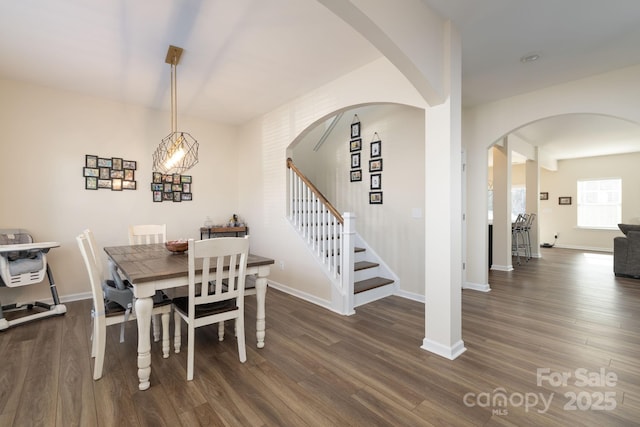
614;224;640;277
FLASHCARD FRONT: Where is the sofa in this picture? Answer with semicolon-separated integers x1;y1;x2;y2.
614;224;640;277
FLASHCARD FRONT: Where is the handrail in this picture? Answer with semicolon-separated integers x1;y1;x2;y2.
287;158;344;224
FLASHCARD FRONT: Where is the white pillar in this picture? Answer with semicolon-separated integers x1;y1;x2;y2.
525;157;540;258
491;143;514;271
421;22;465;360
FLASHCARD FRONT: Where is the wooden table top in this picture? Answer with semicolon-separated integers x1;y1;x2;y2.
104;243;274;284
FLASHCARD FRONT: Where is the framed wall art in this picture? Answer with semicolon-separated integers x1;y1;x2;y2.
350;138;362;152
152;173;193;202
540;192;549;200
370;173;381;190
84;154;136;191
350;169;362;182
369;191;383;204
559;196;572;205
369;158;383;172
351;152;361;169
351;114;360;138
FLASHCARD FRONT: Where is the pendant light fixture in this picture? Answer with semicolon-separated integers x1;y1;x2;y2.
152;45;199;174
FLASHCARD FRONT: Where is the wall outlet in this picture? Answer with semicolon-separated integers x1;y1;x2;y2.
554;233;558;239
279;261;285;270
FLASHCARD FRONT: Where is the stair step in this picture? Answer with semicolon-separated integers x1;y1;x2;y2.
354;277;394;294
354;261;379;271
354;247;365;253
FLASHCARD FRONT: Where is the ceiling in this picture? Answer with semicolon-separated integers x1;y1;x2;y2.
1;0;640;160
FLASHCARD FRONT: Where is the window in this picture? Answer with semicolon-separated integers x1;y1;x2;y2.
577;178;621;228
487;186;526;222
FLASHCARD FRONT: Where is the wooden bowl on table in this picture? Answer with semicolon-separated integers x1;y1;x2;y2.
165;240;188;253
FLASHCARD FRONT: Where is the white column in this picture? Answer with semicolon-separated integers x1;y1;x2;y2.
525;156;540;258
421;22;465;360
491;143;514;271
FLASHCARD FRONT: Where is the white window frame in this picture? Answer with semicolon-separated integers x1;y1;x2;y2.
577;178;621;229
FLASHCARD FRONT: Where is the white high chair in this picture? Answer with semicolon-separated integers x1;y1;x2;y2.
0;228;67;330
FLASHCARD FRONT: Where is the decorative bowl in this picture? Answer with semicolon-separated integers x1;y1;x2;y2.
165;240;188;253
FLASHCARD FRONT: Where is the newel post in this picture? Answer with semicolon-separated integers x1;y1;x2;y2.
337;212;356;315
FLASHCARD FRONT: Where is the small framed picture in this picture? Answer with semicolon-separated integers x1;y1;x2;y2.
559;196;572;205
83;167;99;177
350;169;362;182
181;175;192;183
369;158;383;172
98;179;112;189
173;192;182;202
163;192;173;201
182;183;191;193
111;178;123;191
350;138;362;152
151;183;163;191
85;177;98;190
153;191;162;202
172;184;182;192
351;121;360;138
370;173;381;190
99;168;110;180
123;180;136;190
85;155;98;168
111;157;123;170
369;191;383;204
540;192;549;200
123;160;137;170
181;193;193;201
153;172;163;183
371;140;381;158
97;157;112;168
173;174;181;184
163;183;172;192
164;174;173;183
110;169;124;179
124;169;134;181
351;152;361;168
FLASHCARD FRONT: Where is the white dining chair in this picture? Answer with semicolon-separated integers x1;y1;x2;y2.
173;237;250;380
77;231;172;380
128;224;167;245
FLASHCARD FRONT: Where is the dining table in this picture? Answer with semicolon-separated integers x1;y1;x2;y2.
104;243;274;390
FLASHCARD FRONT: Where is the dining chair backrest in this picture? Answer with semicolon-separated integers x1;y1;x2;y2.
76;233;106;319
188;236;250;317
128;224;167;245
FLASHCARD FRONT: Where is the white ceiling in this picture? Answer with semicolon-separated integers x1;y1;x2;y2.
1;0;640;160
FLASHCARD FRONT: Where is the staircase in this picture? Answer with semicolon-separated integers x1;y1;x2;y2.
287;158;397;314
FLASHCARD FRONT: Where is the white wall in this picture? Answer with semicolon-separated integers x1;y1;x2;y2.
291;103;426;297
539;152;640;251
236;58;427;305
464;64;640;289
0;78;239;303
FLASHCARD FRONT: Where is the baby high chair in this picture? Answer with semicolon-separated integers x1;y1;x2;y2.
0;228;67;330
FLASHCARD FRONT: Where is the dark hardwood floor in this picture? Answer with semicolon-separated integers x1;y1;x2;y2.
1;247;639;426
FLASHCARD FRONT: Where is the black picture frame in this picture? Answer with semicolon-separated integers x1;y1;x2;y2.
350;169;362;182
153;172;163;183
540;192;549;200
371;140;381;158
153;191;162;202
370;173;381;190
83;167;99;177
97;157;112;168
123;160;137;170
559;196;572;205
85;155;98;168
123;180;136;190
85;177;98;190
369;191;383;204
112;157;123;170
350;138;362;152
369;158;383;172
351;121;360;138
111;178;123;191
351;152;361;168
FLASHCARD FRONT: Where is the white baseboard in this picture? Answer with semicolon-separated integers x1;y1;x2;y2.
490;264;514;271
421;338;466;360
266;280;335;312
463;282;491;292
553;244;613;253
395;289;425;303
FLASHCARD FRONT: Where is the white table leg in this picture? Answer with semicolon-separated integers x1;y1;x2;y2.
135;296;153;390
255;270;268;348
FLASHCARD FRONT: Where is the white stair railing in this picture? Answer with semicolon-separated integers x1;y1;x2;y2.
287;158;354;314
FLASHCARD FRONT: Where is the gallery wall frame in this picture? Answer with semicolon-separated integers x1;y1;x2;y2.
84;154;136;191
350;169;362;182
559;196;572;205
540;192;549;200
151;172;193;202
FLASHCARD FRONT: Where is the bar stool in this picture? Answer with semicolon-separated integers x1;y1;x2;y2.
512;213;528;265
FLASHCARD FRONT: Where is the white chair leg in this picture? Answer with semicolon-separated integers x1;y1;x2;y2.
187;325;195;381
161;311;170;358
218;321;225;341
93;320;106;380
90;317;97;358
236;315;246;363
152;313;160;342
174;311;181;353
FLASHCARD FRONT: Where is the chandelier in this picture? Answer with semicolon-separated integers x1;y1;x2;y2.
152;45;199;174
